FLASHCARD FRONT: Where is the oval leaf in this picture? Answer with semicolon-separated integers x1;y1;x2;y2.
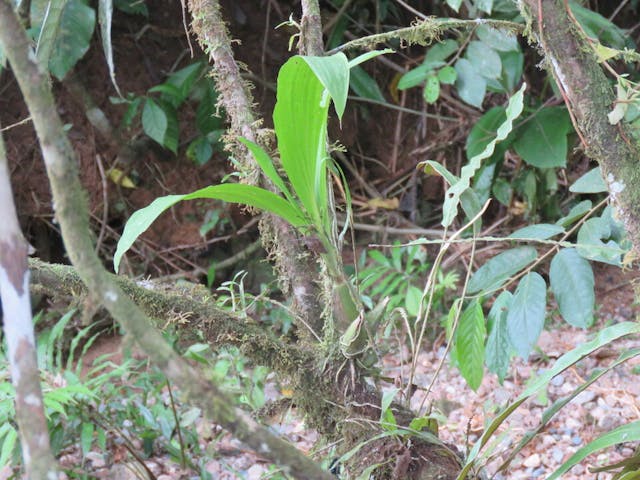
507;272;546;358
513;107;572;168
508;223;565;240
569;167;607;193
454;58;487;108
550;248;595;328
468;246;537;295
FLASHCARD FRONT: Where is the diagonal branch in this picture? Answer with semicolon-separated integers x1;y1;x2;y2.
0;2;333;478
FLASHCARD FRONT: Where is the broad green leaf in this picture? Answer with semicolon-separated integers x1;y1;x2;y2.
350;66;386;102
302;53;349;120
550;248;594;328
485;291;512;383
547;421;640;480
487;50;524;93
166;62;203;102
442;84;525;227
569;167;607;193
47;0;96;80
158;100;179;153
556;200;592;227
492;178;512;206
98;0;122;96
577;217;622;265
457;321;640;480
423;75;440;104
466;41;502;80
446;0;463;12
454;299;486;391
569;2;629;50
467;246;537;295
508;223;565;240
142;98;168;149
425;39;459;63
114;185;307;272
33;0;69;68
454;58;487;108
186;137;213;166
80;422;94;455
437;66;456;85
475;0;493;14
405;285;423;317
238;138;295;203
476;25;519;52
273;56;332;228
507;272;546;358
196;86;222;133
513;107;572;168
398;65;430;90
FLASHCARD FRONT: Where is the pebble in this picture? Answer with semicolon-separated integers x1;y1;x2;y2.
571;435;582;446
85;452;106;468
550;374;565;387
532;467;546;477
598;414;621;431
573;390;596;405
523;453;541;468
551;448;564;463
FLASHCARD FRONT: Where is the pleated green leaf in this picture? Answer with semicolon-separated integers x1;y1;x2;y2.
550;248;595;328
507;272;546;358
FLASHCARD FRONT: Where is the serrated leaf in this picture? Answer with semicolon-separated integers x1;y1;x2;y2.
454;299;486;391
468;246;537;294
114;185;307;273
466;41;502;80
486;291;512;383
507;272;546;358
437;66;456;85
550;248;594;328
455;58;487;108
423;75;440;104
508;223;565;240
442;84;525;226
513;107;572;168
569;167;607;193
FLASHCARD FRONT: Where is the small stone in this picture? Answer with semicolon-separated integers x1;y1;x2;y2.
157;476;173;480
573;390;596;405
247;465;266;480
532;467;546;477
571;435;582;446
598;414;622;431
551;448;564;463
524;453;541;468
550;374;565;387
85;452;106;468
